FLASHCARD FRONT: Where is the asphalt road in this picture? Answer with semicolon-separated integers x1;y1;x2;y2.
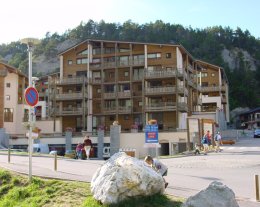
0;136;260;206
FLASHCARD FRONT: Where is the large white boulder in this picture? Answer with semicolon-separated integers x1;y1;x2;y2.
182;181;239;207
91;152;165;204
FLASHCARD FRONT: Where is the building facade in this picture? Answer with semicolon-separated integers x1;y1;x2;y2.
48;39;229;133
0;62;28;134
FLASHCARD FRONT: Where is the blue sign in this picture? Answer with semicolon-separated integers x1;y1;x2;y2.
145;124;158;143
24;87;39;107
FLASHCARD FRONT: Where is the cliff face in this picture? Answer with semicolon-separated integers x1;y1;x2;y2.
222;48;257;71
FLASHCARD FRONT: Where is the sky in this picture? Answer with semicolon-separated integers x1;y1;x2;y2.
1;0;260;44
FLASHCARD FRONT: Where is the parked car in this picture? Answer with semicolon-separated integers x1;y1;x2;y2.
254;129;260;138
64;150;76;159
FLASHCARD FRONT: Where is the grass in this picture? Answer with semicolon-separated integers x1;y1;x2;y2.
0;168;184;207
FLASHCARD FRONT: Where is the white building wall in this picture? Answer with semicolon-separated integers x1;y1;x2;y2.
176;47;183;69
201;96;222;108
3;73;24;134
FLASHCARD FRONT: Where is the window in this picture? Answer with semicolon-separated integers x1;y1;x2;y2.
124;115;129;120
97;88;101;93
68;60;73;65
201;72;208;78
6;83;11;88
124;71;129;77
166;53;171;58
77;49;88;56
211;73;215;77
6;95;10;101
4;108;13;122
147;53;161;59
67;74;72;78
77;58;88;64
138;101;143;106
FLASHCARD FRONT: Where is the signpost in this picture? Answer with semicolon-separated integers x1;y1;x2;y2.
21;37;40;182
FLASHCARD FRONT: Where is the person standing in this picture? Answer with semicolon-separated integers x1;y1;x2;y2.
214;132;223;152
206;130;212;147
83;135;92;160
201;132;209;155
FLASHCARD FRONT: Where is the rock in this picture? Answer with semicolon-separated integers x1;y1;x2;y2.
91;152;165;204
182;181;239;207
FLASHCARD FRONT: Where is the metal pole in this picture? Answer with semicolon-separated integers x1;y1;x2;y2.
255;175;260;201
8;147;10;163
28;44;33;182
54;153;57;171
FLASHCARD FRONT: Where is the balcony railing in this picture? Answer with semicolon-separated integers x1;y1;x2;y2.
133;75;144;81
144;69;177;79
145;102;176;111
118;91;131;98
145;86;176;95
55;107;84;116
56;92;87;100
198;85;226;92
118;106;131;113
133;59;145;66
91;78;102;84
103;107;116;114
104;92;116;99
187;64;193;72
54;77;85;85
103;62;116;68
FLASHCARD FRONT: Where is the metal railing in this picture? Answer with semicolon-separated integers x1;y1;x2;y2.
118;91;131;98
55;107;84;115
144;69;177;78
104;92;116;99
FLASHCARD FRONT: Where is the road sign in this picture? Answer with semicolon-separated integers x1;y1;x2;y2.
24;87;39;107
145;124;159;143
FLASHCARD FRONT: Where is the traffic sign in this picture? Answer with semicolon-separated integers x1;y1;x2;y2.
24;87;39;107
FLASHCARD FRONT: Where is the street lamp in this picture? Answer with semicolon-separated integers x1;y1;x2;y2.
20;38;40;182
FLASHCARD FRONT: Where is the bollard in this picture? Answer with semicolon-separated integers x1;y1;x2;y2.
8;148;11;163
255;175;260;201
54;153;57;171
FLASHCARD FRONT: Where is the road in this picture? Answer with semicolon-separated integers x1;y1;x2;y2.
0;137;260;206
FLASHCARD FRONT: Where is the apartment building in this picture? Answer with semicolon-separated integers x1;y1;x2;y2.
48;39;229;133
194;60;230;126
0;62;28;134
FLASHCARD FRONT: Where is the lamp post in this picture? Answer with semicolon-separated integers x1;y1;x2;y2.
20;38;40;182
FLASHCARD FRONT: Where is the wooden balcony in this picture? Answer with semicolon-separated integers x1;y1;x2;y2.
133;59;145;66
133;75;143;81
103;62;116;69
118;106;131;114
54;77;85;85
198;85;226;92
118;91;131;98
145;86;176;95
144;68;177;79
104;92;116;99
56;92;87;100
90;78;102;84
103;107;116;114
145;102;176;111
